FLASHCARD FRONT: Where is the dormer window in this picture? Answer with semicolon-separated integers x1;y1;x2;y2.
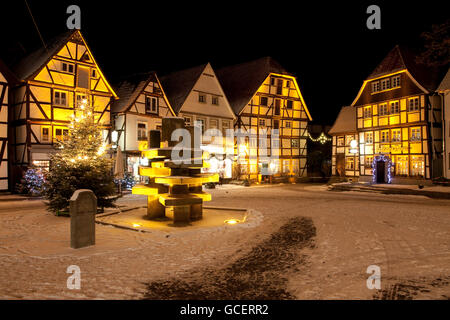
380;78;390;91
391;75;401;88
371;81;380;93
198;93;206;103
211;96;219;105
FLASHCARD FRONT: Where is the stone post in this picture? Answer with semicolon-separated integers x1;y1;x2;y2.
70;189;97;249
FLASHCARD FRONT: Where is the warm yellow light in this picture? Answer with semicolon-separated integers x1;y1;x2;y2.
132;223;141;228
225;219;240;225
70;159;75;163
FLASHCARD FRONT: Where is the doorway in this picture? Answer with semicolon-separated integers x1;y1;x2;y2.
376;160;385;183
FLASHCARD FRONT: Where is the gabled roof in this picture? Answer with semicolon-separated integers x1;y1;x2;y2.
10;29;117;98
159;63;208;114
328;106;356;135
437;67;450;92
216;57;291;115
12;30;75;81
367;45;443;91
111;71;175;115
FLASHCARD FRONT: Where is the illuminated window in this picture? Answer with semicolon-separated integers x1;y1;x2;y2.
365;156;373;169
363;106;372;118
282;159;290;173
408;97;420;111
395;156;409;176
54;127;69;141
291;139;299;148
379;103;388;116
137;122;148;141
371;81;380;93
260;96;268;106
41;127;50;142
285;121;291;128
76;93;87;108
390;101;399;114
381;78;390;91
32;160;50;171
410;127;421;141
198;93;206;103
391;129;401;142
345;135;354;146
212;96;219;105
345;157;355;170
337;137;344;146
145;96;158;114
380;130;389;143
411;155;424;177
365;132;373;144
54;90;67;106
391;75;401;88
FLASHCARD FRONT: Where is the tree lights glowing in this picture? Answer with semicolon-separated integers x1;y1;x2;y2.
42;98;116;213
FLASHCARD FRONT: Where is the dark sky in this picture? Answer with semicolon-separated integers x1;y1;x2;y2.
1;1;448;125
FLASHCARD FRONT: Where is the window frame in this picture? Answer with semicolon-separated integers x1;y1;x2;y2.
54;90;68;107
211;96;219;106
198;93;207;103
137;121;148;141
408;97;420;112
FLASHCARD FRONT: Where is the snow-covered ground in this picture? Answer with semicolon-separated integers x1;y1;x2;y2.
0;184;449;299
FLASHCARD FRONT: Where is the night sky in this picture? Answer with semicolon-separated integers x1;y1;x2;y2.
1;1;448;125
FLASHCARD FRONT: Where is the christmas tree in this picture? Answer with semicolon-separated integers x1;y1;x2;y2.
43;98;116;213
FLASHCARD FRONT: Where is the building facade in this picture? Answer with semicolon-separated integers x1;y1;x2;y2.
437;68;450;179
217;57;311;181
0;59;14;191
329;106;359;178
9;30;117;186
330;46;444;183
160;63;236;179
111;72;175;178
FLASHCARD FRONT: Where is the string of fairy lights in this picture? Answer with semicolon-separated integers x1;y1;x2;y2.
307;132;332;144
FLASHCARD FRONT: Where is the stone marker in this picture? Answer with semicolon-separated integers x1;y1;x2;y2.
70;189;97;249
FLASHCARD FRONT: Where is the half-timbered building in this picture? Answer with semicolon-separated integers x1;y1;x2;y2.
217;57;311;182
331;45;444;183
437;67;450;179
329;106;359;178
0;59;16;191
9;30;117;185
111;72;175;178
160;63;236;179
